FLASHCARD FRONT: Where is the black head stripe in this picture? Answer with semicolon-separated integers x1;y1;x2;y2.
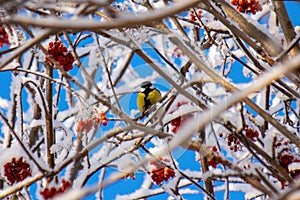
141;81;152;88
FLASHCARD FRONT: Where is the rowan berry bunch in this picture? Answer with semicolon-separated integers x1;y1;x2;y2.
170;117;181;133
275;140;291;152
172;47;182;58
169;101;192;133
219;132;241;152
278;154;295;170
76;119;96;134
40;179;71;200
0;26;9;48
94;112;109;126
47;41;75;71
4;157;31;185
278;153;300;188
244;125;259;141
273;139;300;188
189;9;203;22
276;142;300;177
150;158;175;185
76;112;108;134
207;146;222;168
230;0;262;14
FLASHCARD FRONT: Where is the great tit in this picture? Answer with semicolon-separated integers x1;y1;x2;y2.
137;81;161;114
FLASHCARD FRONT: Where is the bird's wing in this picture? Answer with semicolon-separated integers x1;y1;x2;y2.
137;92;146;112
147;89;161;104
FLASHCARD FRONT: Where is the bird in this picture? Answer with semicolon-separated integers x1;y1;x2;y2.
137;81;161;114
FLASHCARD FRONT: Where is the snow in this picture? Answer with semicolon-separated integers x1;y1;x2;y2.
163;103;200;124
116;187;163;200
295;26;300;34
268;10;279;35
208;45;224;68
288;162;300;172
181;169;203;179
0;97;9;109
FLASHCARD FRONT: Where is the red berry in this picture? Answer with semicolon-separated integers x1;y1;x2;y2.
197;10;203;17
0;26;10;48
233;146;237;152
231;0;238;5
190;13;196;22
102;119;108;126
212;146;218;152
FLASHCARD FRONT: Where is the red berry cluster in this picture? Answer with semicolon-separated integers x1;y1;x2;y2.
4;157;31;185
230;0;262;14
172;47;182;58
275;140;300;188
227;133;240;152
76;113;108;133
278;152;300;178
95;112;108;126
219;132;241;152
275;140;290;149
76;119;96;134
0;26;9;48
47;41;75;71
207;146;222;168
40;179;71;200
169;101;192;133
279;154;295;170
278;153;300;189
150;158;175;185
244;126;259;141
170;117;181;133
189;9;203;22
